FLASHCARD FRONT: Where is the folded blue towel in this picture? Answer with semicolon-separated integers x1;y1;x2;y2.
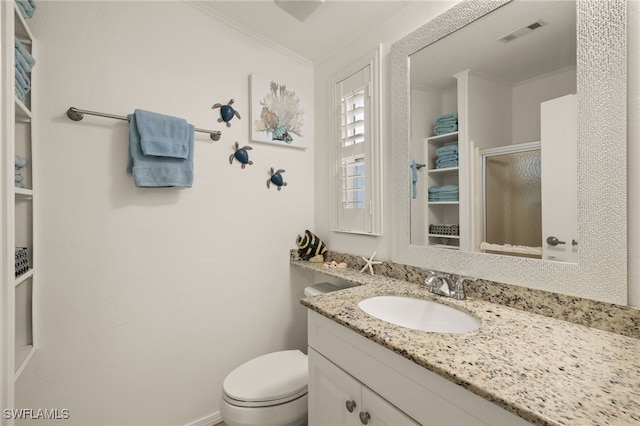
435;144;458;155
15;173;23;183
15;182;25;189
434;123;458;135
134;109;190;159
429;184;459;193
15;84;25;102
15;156;27;168
14;39;35;71
15;64;30;92
16;0;36;18
436;161;458;169
436;113;458;124
436;154;458;163
127;114;194;188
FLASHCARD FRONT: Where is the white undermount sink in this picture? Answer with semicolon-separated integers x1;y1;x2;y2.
357;295;481;333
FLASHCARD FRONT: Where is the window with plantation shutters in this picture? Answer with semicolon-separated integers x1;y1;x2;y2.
332;48;382;235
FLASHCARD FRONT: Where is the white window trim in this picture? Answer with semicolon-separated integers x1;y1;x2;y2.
330;45;383;236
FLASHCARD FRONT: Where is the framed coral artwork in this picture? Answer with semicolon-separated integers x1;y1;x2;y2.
249;74;307;149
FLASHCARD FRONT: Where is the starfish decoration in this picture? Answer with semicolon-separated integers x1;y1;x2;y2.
360;251;383;275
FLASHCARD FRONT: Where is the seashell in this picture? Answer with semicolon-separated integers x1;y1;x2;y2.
336;262;348;269
309;254;324;263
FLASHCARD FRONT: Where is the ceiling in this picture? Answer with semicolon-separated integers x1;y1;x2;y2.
194;1;411;64
410;1;576;88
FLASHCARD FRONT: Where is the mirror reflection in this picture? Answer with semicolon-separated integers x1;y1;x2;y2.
409;0;577;262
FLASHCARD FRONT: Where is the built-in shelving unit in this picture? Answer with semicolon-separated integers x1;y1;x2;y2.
425;131;460;249
3;1;37;402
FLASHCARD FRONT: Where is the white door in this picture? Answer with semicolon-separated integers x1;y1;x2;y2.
308;348;361;426
541;94;578;262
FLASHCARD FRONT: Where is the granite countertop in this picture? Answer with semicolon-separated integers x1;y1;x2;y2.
294;260;640;426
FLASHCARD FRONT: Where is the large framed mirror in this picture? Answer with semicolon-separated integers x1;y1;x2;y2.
391;0;627;305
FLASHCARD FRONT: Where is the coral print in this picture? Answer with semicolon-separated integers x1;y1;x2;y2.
254;81;304;144
250;74;307;149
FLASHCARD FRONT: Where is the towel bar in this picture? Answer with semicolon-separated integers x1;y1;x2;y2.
66;107;222;141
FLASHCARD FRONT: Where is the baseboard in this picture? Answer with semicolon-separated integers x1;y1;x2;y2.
185;411;222;426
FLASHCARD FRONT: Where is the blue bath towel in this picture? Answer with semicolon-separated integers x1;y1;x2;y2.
14;39;35;71
127;114;194;188
15;85;25;102
436;154;458;164
16;0;36;18
436;113;458;124
15;64;30;92
435;144;458;156
15;156;27;168
411;160;418;199
436;161;458;169
134;109;190;159
434;123;458;135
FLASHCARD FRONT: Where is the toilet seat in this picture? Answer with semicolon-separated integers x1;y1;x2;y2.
223;350;308;408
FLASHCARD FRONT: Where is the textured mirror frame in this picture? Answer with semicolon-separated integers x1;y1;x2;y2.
391;0;627;305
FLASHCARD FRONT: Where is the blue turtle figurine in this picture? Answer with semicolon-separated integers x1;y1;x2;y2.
267;167;287;190
212;99;241;127
230;142;253;169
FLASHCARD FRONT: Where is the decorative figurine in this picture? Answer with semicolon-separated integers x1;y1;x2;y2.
267;167;287;191
296;230;327;260
212;99;241;127
360;251;383;275
229;141;253;168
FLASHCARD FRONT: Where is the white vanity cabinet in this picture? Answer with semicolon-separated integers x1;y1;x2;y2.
307;310;531;426
309;348;419;425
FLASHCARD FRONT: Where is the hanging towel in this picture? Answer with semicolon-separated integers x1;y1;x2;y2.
16;0;36;18
127;113;194;188
133;109;190;159
411;160;418;199
436;113;457;124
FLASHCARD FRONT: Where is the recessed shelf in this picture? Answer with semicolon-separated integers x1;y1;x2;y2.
15;345;35;379
15;269;34;287
428;167;459;175
425;131;458;144
427;201;459;205
14;3;34;41
15;98;32;120
14;187;33;197
428;234;460;239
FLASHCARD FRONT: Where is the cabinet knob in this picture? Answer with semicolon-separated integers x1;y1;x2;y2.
359;411;371;424
345;400;356;413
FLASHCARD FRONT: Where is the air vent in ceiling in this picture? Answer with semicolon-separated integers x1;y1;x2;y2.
498;20;546;43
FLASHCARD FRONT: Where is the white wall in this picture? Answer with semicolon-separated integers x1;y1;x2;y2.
314;1;458;260
16;2;315;425
313;1;640;307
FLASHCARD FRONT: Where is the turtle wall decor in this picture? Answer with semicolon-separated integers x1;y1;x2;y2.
267;167;287;190
229;142;253;168
212;99;241;127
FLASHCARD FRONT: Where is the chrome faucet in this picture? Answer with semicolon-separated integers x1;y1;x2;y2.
425;271;476;300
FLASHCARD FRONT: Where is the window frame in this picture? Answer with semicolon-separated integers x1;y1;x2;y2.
330;46;382;236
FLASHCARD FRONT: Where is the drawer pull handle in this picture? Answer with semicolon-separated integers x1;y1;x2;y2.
345;400;356;413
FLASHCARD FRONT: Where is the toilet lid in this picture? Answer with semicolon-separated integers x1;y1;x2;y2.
223;350;308;407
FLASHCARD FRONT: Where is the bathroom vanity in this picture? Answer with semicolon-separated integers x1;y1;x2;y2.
296;260;640;426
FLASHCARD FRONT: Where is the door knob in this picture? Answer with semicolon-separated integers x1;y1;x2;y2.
345;400;356;413
359;411;371;424
546;236;566;246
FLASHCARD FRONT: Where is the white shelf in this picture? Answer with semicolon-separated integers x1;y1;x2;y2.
15;98;31;120
428;166;459;175
428;234;460;239
428;244;460;250
425;131;459;144
428;201;459;205
14;269;34;287
15;345;35;379
14;187;33;197
14;3;34;41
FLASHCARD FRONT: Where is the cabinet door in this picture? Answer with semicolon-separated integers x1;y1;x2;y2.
309;348;361;426
361;387;420;426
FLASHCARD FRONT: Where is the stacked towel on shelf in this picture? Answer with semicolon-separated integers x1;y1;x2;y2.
428;184;459;202
16;0;37;19
15;155;27;188
15;247;30;277
14;39;35;103
127;109;195;188
433;112;458;135
434;143;458;169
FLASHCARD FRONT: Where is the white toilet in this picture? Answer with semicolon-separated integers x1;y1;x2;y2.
220;283;352;426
